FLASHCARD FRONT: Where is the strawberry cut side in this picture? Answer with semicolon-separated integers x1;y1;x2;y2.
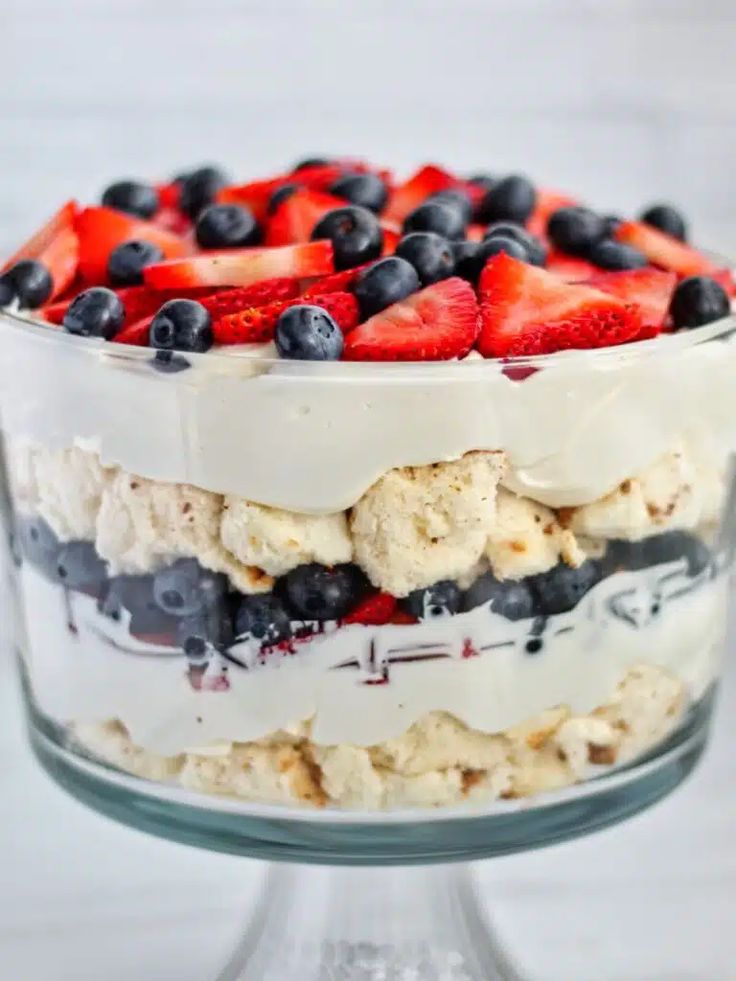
76;206;190;284
343;277;479;361
383;164;457;224
300;263;372;297
199;278;300;318
585;267;677;340
217;176;288;221
113;316;154;346
341;593;397;626
213;291;359;344
545;251;599;282
144;241;334;289
478;253;642;357
615;221;735;294
265;188;345;246
4;200;80;299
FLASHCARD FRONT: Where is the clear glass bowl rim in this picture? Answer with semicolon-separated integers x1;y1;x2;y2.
2;305;735;379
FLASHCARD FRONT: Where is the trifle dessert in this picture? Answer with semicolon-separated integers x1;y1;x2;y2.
1;159;734;810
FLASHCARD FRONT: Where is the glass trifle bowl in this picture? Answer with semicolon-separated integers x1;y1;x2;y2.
2;309;735;979
2;156;736;978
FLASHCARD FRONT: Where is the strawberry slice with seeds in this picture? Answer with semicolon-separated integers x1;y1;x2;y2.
615;221;735;293
342;593;397;626
383;164;457;224
217;176;288;221
478;253;642;357
113;315;154;346
144;240;334;290
585;267;677;339
155;182;181;210
214;291;359;344
4;200;80;299
76;206;190;284
344;277;479;361
266;188;345;246
300;263;371;297
287;163;346;190
545;251;599;282
199;278;300;318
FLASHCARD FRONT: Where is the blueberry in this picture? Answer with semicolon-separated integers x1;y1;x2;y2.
478;234;530;264
484;222;547;266
330;173;388;213
267;182;301;215
403;201;466;241
476;175;536;225
403;580;462;619
353;257;420;318
2;260;52;308
15;515;61;580
195;203;260;249
451;240;481;283
640;203;687;242
177;606;234;657
62;287;125;339
151;350;191;373
107;240;163;286
670;276;730;329
179;166;229;219
462;572;535;621
532;560;602;615
547;207;607;257
234;593;292;645
601;214;622;237
101;180;159;219
426;189;474;224
589;239;648;271
100;574;179;634
284;563;367;621
274;304;344;361
293;157;331;171
311;206;383;270
56;541;108;591
0;276;16;306
150;299;213;354
395;232;455;286
153;558;228;616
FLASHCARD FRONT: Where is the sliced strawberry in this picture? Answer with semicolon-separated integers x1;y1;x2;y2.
113;315;153;346
4;200;80;299
526;188;579;240
466;224;486;243
156;182;181;210
342;593;397;626
300;263;371;297
545;251;599;282
344;277;479;361
615;221;735;293
3;200;78;270
76;206;190;284
216;176;287;222
478;253;642;357
266;188;345;246
585;267;677;339
383;165;457;224
199;278;300;318
213;291;358;344
144;241;334;290
390;608;417;625
152;206;192;237
381;222;400;256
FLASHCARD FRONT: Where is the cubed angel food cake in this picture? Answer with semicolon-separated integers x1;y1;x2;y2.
1;158;734;809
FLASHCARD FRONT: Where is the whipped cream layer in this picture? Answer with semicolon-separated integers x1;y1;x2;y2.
23;559;726;756
1;314;735;513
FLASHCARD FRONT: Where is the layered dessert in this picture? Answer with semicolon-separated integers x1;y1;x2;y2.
1;159;734;809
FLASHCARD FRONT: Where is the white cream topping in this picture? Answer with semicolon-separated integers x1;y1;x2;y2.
23;560;725;756
1;314;735;513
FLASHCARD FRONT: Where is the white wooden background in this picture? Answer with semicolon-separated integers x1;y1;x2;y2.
2;2;736;978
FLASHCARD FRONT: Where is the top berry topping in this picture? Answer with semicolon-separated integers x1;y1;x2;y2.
4;158;733;363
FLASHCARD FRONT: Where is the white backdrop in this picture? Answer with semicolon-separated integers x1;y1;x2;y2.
4;0;736;253
2;2;736;979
